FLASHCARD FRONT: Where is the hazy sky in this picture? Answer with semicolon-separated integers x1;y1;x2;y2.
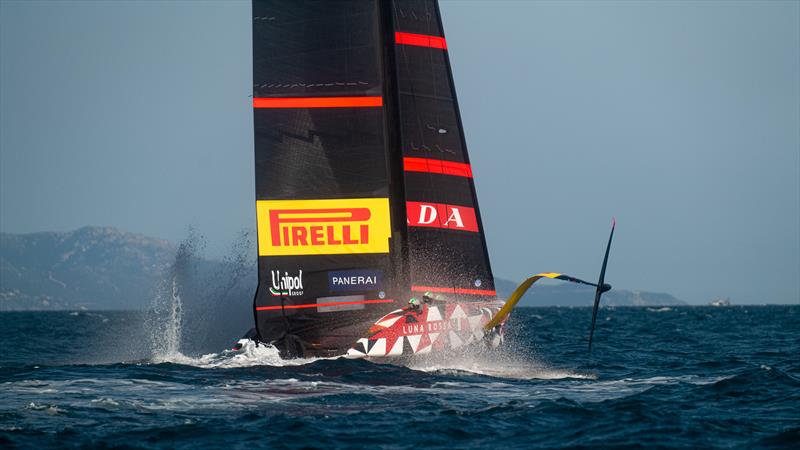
1;1;798;304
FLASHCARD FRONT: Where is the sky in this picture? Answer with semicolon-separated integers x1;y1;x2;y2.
1;0;798;305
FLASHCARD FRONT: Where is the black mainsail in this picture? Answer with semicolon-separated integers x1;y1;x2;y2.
251;0;498;357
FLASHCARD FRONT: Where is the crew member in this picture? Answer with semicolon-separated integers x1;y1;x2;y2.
407;291;445;310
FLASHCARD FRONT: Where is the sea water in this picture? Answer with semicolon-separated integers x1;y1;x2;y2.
0;306;798;448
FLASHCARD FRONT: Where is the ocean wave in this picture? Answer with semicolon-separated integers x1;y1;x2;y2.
146;340;593;382
2;306;798;449
406;357;595;380
148;340;326;368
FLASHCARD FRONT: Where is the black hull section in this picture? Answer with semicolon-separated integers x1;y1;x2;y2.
257;305;396;358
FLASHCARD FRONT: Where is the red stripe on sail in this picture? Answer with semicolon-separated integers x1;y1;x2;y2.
404;157;473;178
406;201;479;232
395;32;447;50
253;97;383;109
411;285;497;296
256;299;394;311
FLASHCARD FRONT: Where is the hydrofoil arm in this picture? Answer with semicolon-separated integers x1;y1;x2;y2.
484;273;609;330
485;218;616;354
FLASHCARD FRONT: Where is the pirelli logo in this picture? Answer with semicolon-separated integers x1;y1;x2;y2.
256;198;391;256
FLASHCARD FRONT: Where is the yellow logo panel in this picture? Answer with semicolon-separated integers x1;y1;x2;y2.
257;198;391;256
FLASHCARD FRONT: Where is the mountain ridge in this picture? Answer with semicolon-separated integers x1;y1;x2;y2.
0;226;686;310
1;227;175;310
493;278;686;307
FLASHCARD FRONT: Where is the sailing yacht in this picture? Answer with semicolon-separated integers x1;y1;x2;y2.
241;0;614;359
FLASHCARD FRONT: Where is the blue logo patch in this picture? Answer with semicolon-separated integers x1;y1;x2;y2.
328;269;382;292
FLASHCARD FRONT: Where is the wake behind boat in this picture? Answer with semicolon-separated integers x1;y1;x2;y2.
239;0;614;360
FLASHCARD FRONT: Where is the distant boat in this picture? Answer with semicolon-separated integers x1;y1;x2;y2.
709;298;731;307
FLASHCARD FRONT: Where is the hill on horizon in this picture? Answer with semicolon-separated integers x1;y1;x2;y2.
0;226;686;311
1;226;175;310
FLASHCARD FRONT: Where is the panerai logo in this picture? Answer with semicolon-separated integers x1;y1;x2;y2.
270;269;304;297
328;269;382;292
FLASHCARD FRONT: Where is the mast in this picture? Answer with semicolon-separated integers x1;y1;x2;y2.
379;0;411;309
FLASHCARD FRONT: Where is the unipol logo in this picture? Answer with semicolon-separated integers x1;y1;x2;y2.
257;198;391;256
406;201;479;232
270;269;303;297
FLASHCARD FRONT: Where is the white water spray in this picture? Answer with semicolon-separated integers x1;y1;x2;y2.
163;277;183;356
147;275;185;361
145;229;204;362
